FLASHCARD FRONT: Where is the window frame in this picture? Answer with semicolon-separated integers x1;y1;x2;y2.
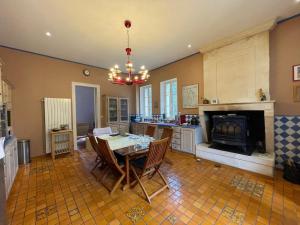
139;84;152;119
160;78;178;120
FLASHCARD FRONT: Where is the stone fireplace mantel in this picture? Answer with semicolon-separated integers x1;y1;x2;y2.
199;101;275;153
197;101;275;176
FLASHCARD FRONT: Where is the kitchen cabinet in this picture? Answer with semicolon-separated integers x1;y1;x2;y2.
131;122;147;135
180;127;201;154
171;126;181;150
181;129;194;154
3;137;18;199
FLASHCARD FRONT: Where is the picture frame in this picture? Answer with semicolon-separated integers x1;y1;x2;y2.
182;84;199;108
293;65;300;81
293;85;300;102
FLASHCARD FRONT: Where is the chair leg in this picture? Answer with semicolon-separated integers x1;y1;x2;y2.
164;157;173;165
131;166;151;203
100;167;110;183
157;169;169;189
91;160;102;173
110;173;125;195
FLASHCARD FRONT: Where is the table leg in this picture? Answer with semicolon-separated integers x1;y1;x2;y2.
122;155;130;191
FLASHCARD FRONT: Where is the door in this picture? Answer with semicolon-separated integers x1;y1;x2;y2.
75;86;96;137
119;98;129;122
108;97;118;123
72;82;101;150
181;129;194;154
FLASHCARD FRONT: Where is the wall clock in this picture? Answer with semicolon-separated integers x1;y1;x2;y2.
83;69;90;77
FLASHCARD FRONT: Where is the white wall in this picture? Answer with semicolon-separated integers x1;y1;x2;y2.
203;31;270;103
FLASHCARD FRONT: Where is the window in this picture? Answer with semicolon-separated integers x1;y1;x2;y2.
140;85;152;118
160;78;178;119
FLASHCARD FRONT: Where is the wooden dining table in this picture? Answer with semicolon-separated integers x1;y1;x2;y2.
98;134;154;190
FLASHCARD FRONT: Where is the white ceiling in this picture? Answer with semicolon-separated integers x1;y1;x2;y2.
0;0;300;71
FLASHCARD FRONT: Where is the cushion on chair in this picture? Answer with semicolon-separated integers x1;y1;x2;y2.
93;127;113;136
114;152;125;166
131;156;147;169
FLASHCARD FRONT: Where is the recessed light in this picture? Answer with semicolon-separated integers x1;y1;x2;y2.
45;32;52;37
296;0;300;3
188;44;192;48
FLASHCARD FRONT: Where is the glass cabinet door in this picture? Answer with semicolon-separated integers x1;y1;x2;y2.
108;97;118;123
119;98;129;122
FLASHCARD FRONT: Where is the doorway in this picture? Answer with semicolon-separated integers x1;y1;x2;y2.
72;82;100;150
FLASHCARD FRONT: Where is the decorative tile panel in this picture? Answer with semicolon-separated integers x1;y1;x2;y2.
274;116;300;169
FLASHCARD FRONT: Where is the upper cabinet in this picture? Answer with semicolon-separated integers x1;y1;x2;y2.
107;96;118;123
119;97;129;123
103;96;129;125
0;61;2;105
2;81;12;109
0;60;13;108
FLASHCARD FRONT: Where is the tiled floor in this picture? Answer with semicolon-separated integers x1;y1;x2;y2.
6;149;300;225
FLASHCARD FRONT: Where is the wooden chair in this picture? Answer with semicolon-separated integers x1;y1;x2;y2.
161;127;174;165
145;125;156;137
96;137;125;195
88;134;104;174
130;137;169;203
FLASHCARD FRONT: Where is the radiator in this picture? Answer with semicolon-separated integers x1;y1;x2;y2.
44;98;72;153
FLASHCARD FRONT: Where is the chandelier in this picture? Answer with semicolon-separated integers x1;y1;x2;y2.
108;20;150;85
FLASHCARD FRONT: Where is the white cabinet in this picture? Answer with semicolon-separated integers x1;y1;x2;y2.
107;97;118;123
181;129;194;154
104;96;129;133
172;126;181;150
106;96;129;123
119;98;129;123
180;127;202;154
3;138;18;199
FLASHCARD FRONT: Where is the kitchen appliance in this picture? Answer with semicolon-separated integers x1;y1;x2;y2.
180;115;186;124
190;116;199;125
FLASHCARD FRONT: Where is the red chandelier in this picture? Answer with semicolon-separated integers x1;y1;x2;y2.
108;20;150;85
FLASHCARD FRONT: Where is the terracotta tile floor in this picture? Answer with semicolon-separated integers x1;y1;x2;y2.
6;149;300;225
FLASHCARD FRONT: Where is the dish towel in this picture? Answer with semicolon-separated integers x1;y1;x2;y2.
0;137;5;159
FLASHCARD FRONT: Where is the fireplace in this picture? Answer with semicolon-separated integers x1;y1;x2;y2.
211;114;250;154
206;110;265;155
197;102;275;176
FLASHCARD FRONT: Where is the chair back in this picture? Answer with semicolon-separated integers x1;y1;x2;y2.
143;138;169;171
161;127;173;146
145;125;156;137
93;127;112;136
88;134;101;155
96;137;124;174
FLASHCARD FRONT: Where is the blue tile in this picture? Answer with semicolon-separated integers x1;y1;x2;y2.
291;117;300;124
280;117;289;123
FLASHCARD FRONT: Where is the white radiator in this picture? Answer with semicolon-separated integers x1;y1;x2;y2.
44;98;72;153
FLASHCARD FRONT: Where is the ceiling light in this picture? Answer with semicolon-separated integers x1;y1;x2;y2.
188;44;192;48
107;20;150;85
296;0;300;3
45;32;52;37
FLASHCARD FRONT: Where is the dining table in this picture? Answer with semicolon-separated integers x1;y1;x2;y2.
98;133;154;190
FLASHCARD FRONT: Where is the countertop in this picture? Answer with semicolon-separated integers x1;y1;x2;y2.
131;121;200;129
